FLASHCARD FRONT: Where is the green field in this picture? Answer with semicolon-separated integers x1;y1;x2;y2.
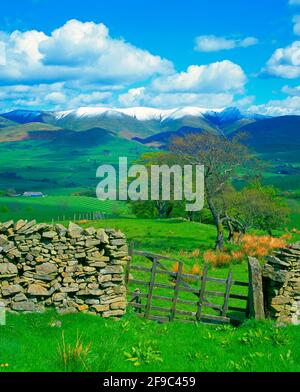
0;130;150;194
0;196;128;222
1;310;300;372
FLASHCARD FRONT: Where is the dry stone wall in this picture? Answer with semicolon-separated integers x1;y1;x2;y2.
262;242;300;325
0;220;128;317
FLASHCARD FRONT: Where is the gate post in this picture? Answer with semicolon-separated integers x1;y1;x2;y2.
247;257;265;320
125;241;134;285
144;257;157;318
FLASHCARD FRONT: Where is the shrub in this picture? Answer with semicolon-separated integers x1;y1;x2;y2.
240;234;286;259
203;250;232;267
191;264;201;275
230;250;244;262
203;250;217;265
178;248;200;259
203;233;287;268
191;249;201;258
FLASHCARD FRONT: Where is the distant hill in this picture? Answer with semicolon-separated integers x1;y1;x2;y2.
133;126;210;148
0;122;63;142
49;109;158;138
0;106;269;140
0;126;150;193
0;116;18;128
3;106;300;155
1;110;48;124
221;118;256;135
233;115;300;153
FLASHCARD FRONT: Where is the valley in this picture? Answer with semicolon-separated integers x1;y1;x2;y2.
0;105;300;228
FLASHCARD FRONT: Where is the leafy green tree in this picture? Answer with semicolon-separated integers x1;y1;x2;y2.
226;183;290;237
128;152;182;219
170;132;254;250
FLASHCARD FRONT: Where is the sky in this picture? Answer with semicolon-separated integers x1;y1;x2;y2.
1;0;300;115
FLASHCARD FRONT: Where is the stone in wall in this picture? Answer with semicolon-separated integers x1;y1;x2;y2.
262;242;300;325
0;220;129;318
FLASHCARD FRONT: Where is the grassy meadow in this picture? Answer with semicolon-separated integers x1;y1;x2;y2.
0;131;150;195
0;196;128;222
1;310;300;372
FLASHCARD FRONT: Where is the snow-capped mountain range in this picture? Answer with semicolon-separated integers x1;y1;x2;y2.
1;105;300;152
0;106;271;140
54;106;227;122
1;106;267;124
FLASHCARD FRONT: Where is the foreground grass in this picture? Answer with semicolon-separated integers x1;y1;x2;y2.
0;310;300;372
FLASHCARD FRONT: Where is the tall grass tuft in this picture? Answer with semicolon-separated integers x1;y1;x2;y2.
172;262;186;274
58;331;92;372
191;263;201;275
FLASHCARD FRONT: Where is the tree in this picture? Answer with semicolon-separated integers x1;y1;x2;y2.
169;131;253;250
212;184;239;242
225;183;290;237
128;152;185;219
129;200;174;219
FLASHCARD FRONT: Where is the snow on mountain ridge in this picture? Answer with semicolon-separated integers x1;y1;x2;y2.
165;107;224;121
2;106;270;125
119;107;174;121
54;106;226;122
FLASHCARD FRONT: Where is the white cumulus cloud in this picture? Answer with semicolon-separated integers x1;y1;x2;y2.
282;84;300;95
0;40;6;65
263;41;300;78
0;19;173;86
249;96;300;116
0;82;114;112
45;92;67;104
151;61;247;93
0;20;252;112
194;35;258;52
118;86;235;109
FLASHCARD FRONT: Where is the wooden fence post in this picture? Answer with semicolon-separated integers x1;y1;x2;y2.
247;257;265;320
170;262;183;321
222;271;233;317
196;264;209;321
144;257;157;318
125;241;134;286
131;288;142;313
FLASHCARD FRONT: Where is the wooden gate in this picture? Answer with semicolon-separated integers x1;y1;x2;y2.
126;249;249;324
